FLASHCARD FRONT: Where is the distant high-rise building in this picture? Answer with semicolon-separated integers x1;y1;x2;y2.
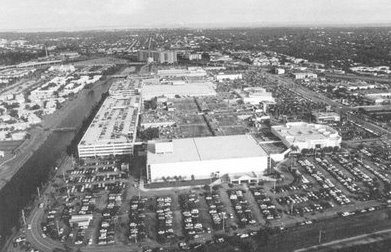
138;49;177;64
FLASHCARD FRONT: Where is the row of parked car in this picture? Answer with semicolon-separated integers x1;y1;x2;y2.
251;188;281;220
179;192;204;239
331;155;375;189
129;197;147;242
272;184;312;194
228;190;256;227
156;197;174;242
97;193;123;245
276;189;336;216
314;158;361;193
205;190;228;230
299;159;351;206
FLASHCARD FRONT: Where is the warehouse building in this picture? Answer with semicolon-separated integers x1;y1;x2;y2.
146;135;270;183
271;122;341;151
312;111;340;124
157;67;207;78
141;82;216;100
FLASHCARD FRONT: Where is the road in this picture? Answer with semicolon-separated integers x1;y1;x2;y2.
26;208;64;252
266;73;391;138
295;227;391;252
324;73;391;84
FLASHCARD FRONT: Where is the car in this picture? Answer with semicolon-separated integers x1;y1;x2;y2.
27;224;32;230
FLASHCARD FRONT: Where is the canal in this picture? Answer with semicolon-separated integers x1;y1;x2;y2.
0;77;113;248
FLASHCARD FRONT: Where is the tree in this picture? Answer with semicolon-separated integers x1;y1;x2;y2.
301;148;309;155
139;127;159;141
191;174;195;181
8;109;18;118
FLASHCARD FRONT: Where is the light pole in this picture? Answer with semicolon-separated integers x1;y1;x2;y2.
318;230;324;244
220;212;226;232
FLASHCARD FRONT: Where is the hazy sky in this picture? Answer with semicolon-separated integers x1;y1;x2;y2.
1;0;391;31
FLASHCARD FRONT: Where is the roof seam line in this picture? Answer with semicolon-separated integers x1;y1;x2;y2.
193;138;202;161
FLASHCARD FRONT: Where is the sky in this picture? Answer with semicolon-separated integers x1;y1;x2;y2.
1;0;391;31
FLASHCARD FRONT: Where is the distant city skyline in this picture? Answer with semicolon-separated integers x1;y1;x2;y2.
1;0;391;32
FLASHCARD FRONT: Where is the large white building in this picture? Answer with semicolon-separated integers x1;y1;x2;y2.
271;122;341;151
157;67;207;78
78;79;141;158
146;135;269;183
141;82;216;100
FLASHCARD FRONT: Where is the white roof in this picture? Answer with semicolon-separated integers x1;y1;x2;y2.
79;96;139;146
148;135;267;165
272;122;341;144
142;82;216;99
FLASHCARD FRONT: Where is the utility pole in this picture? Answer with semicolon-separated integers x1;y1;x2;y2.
318;230;323;244
37;186;41;198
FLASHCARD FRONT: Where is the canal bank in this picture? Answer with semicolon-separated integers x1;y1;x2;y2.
0;77;113;249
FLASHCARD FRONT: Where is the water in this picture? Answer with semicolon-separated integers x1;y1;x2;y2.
0;79;111;247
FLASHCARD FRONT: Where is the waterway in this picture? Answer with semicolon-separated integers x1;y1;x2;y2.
0;78;112;248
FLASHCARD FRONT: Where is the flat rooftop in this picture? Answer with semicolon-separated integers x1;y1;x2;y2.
109;78;139;94
147;134;267;165
157;67;207;77
141;82;216;99
79;95;139;146
272;122;340;143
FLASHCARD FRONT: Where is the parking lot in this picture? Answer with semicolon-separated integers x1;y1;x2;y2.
15;139;391;252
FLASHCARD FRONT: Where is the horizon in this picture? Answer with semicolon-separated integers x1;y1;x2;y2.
2;22;391;33
1;0;391;33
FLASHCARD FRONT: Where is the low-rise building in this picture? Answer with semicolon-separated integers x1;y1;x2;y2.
271;122;341;151
216;73;242;82
312;111;341;124
146;135;269;183
292;72;318;80
237;87;275;105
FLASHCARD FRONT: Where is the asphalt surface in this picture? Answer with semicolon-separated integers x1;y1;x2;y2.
295;227;391;252
26;208;64;252
266;73;391;138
